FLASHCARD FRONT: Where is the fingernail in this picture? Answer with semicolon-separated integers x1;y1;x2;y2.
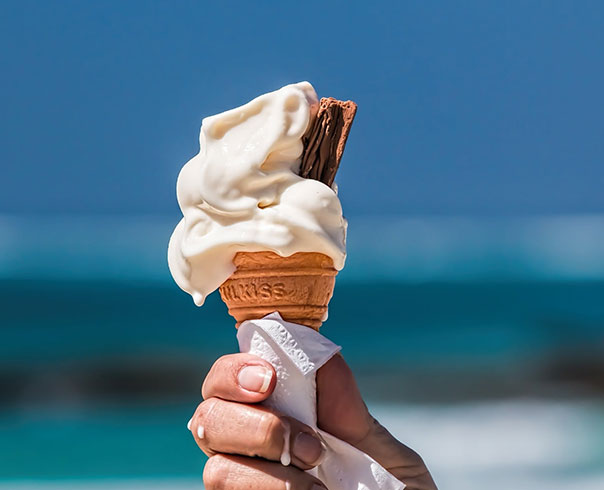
197;425;205;439
238;365;272;393
186;418;192;431
293;432;325;466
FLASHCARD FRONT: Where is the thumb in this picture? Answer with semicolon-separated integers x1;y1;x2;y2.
316;354;373;444
316;355;438;489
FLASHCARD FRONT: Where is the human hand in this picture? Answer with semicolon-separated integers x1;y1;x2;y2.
189;353;437;489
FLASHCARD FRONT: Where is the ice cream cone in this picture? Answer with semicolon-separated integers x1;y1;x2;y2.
219;251;337;330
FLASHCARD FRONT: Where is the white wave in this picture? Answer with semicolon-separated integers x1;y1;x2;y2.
1;214;604;282
371;398;604;489
344;214;604;281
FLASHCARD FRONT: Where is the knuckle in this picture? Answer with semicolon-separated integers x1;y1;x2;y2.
192;398;220;453
203;455;229;490
257;411;285;450
202;354;240;399
202;356;226;398
201;376;210;399
197;397;220;427
189;402;203;426
215;353;234;369
398;448;430;481
407;448;425;469
201;372;213;399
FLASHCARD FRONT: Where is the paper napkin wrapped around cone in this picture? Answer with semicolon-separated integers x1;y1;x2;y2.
237;313;405;490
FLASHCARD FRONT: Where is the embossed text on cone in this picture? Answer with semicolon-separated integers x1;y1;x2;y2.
219;251;337;329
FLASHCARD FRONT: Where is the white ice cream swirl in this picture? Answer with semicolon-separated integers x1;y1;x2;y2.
168;82;347;305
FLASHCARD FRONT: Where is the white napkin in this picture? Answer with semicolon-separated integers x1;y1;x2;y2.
237;313;405;490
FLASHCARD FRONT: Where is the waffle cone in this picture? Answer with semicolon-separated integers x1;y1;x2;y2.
219;251;337;330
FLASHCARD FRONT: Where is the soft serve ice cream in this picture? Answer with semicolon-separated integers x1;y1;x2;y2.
168;82;347;305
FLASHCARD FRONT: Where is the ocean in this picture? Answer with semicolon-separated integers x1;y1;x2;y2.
1;215;604;489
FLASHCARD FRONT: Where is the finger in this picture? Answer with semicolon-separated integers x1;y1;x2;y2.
203;454;326;490
202;353;276;403
190;398;326;470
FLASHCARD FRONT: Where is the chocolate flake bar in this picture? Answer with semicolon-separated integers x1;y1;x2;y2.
299;97;357;187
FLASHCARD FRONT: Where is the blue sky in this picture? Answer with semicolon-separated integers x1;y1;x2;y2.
1;1;603;216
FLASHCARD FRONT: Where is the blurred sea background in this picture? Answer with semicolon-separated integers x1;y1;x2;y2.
2;1;604;489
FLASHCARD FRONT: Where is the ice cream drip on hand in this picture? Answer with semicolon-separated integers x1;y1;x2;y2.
168;82;348;306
